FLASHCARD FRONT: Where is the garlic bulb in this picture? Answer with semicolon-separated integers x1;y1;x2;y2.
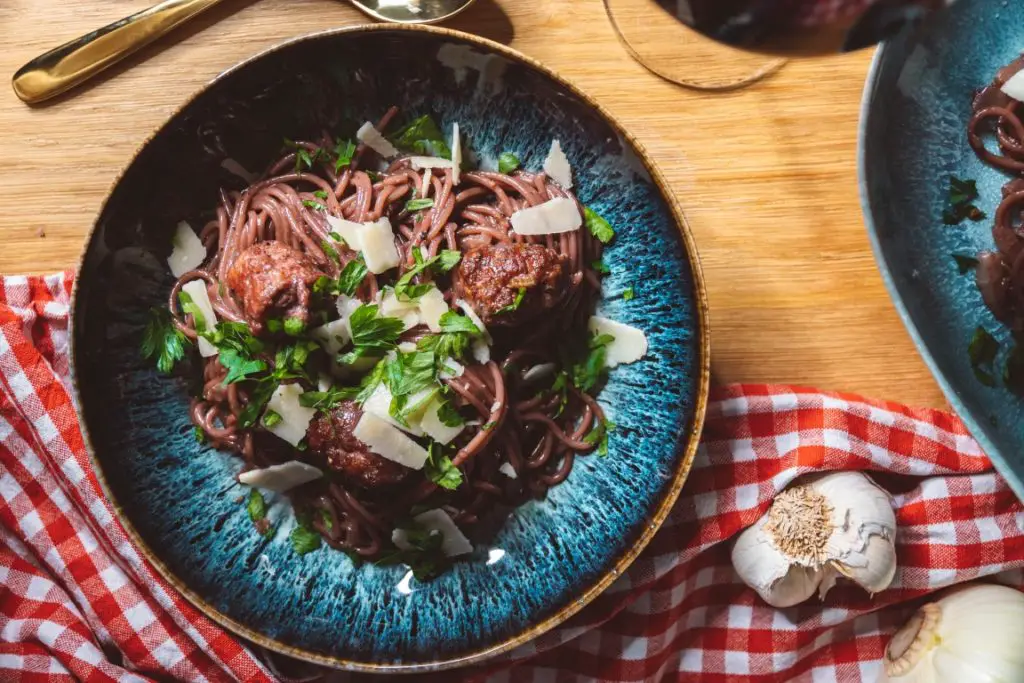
731;471;897;607
885;583;1024;683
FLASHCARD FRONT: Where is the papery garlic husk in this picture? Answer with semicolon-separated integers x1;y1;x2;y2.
731;471;897;607
884;583;1024;683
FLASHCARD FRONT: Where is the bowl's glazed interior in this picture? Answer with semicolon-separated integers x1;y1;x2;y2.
72;26;707;670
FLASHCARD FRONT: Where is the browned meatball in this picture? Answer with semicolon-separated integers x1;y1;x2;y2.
226;241;323;336
305;400;410;489
455;243;569;325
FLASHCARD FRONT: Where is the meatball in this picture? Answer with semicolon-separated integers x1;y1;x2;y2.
226;241;323;335
305;400;409;489
455;243;569;325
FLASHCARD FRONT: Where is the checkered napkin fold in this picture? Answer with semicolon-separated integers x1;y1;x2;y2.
0;272;1021;683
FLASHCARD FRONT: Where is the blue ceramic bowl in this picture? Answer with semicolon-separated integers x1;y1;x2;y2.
71;26;709;671
860;0;1024;500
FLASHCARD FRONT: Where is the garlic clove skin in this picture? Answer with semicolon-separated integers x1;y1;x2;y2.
731;512;825;607
827;534;898;598
885;583;1024;683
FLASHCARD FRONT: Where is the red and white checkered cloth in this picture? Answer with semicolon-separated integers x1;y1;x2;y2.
0;272;1021;683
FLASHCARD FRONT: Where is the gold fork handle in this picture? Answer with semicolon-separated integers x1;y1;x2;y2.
12;0;223;104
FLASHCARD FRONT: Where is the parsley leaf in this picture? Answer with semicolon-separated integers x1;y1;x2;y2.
436;397;465;427
218;347;267;385
425;443;463;490
968;326;999;387
178;290;206;330
302;199;326;211
953;254;979;275
943;176;987;225
498;151;520;174
247;489;266;522
390;115;451;158
383;350;439;424
584;206;615;244
321;240;340;264
592;259;610;276
337;256;369;296
239;381;279;428
140;307;189;374
299;384;360;411
284;317;305;337
406;198;435;212
314;190;330;201
439;311;480;334
583;417;616;457
496;288;526;315
339;304;406;364
374;523;450;582
194;426;207;444
621;287;635;301
205;321;264;356
289;511;322;556
334;139;356;172
572;333;614;392
262;409;282;428
394;250;461;301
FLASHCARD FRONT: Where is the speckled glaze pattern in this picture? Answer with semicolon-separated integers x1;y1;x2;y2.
71;26;708;671
860;0;1024;500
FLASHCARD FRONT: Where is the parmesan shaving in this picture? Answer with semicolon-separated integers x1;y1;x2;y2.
311;319;350;356
392;509;472;557
353;412;428;470
180;280;218;357
408;156;450;170
419;399;464;445
451;122;462;185
356;121;399;158
417;287;448;332
498;463;518;480
588;316;648;368
265;384;316;447
325;215;401;274
167;222;206;278
543;139;572;188
238;461;322;492
510;197;582;235
1003;71;1024;101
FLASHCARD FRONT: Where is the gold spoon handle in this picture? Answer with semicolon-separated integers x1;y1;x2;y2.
12;0;223;104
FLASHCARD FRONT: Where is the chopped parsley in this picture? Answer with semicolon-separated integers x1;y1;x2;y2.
339;304;406;364
177;290;206;330
283;317;305;337
299;384;360;411
584;206;615;244
193;426;207;444
496;288;526;315
425;443;463;490
314;190;330;201
246;489;274;538
314;255;368;298
321;240;341;265
302;199;326;211
140;307;189;374
439;311;480;335
498;152;521;174
572;333;615;392
218;347;267;385
261;409;282;428
334;139;356;172
621;287;635;301
592;259;611;276
393;250;461;300
239;381;278;428
383;350;440;425
583;417;616;457
375;524;449;582
390;115;451;159
952;253;979;275
406;198;435;212
943;176;987;225
289;511;322;556
968;326;999;387
284;139;322;172
435;397;465;428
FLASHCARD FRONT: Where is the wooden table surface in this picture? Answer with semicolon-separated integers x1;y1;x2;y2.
0;0;947;408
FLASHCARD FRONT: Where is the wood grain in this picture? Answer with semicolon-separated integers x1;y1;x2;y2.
0;0;946;407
